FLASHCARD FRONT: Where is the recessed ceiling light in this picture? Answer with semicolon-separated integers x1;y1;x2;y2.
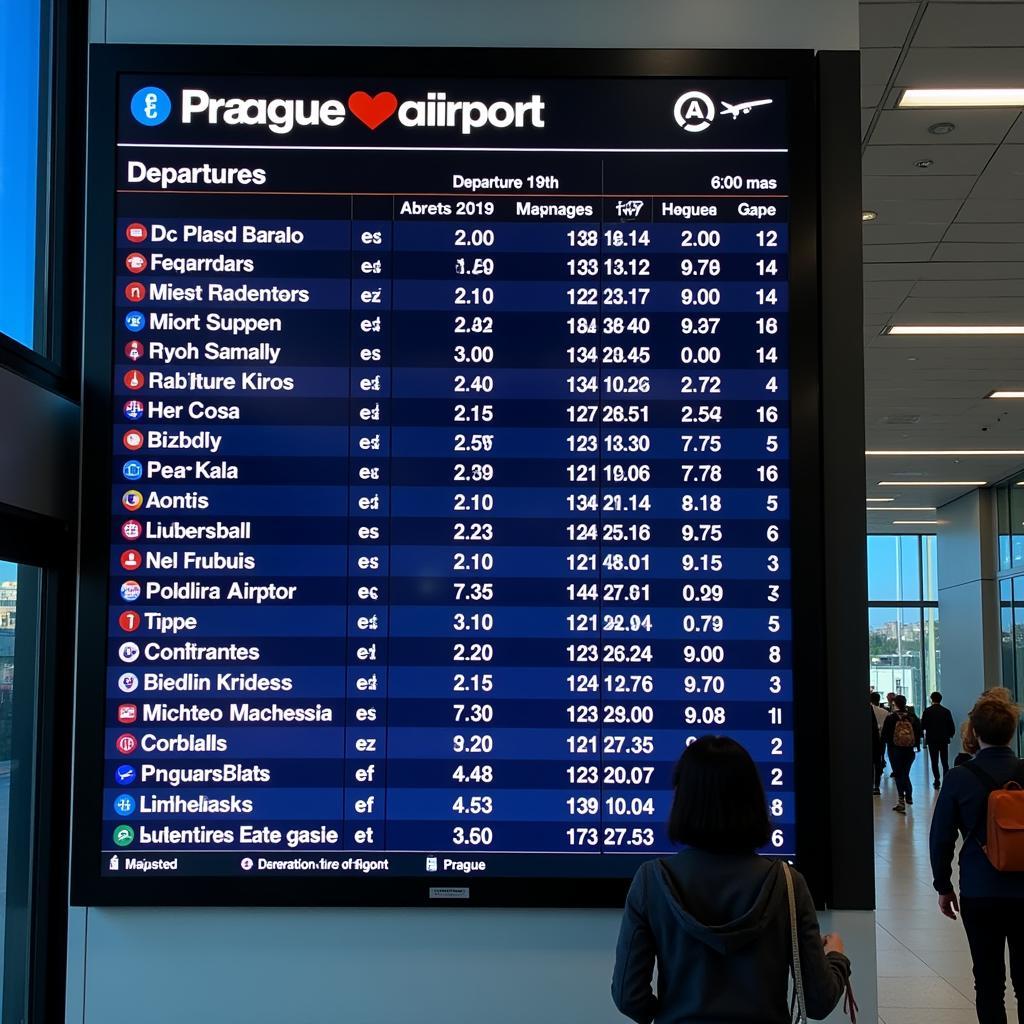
879;481;986;487
866;450;1024;456
914;159;934;168
987;390;1024;399
888;325;1024;335
900;88;1024;108
862;210;878;222
928;121;956;135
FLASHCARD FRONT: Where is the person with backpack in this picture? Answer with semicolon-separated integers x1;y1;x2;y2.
880;694;922;814
921;691;957;789
929;692;1024;1024
612;736;853;1023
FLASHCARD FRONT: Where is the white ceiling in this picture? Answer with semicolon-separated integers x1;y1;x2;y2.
860;1;1024;533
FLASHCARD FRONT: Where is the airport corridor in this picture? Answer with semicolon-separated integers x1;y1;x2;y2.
874;756;1009;1024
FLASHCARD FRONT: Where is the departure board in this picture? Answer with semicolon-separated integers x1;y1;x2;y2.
75;47;824;906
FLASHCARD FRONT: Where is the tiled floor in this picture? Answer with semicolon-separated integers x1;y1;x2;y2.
874;756;1016;1024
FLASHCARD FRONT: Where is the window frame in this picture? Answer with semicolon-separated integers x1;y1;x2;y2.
0;0;87;400
0;503;74;1024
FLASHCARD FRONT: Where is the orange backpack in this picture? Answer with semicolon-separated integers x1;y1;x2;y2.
964;761;1024;872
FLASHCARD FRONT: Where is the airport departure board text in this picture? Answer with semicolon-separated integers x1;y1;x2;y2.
76;49;822;905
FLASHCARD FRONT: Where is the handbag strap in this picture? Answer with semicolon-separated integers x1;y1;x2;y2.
782;862;808;1024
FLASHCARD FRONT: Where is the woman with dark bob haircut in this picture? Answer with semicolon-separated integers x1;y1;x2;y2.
612;737;853;1023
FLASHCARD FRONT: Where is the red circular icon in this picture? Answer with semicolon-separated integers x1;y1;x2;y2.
118;610;140;633
124;282;146;303
115;733;138;755
125;252;148;274
117;704;138;724
125;223;148;243
123;370;145;391
123;429;144;451
124;340;145;362
120;550;142;571
121;520;142;541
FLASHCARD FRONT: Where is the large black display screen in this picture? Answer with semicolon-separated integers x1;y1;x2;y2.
75;47;823;906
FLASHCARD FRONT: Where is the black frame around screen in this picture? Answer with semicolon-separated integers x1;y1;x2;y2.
73;44;828;908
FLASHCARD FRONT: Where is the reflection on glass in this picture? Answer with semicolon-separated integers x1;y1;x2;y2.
923;605;940;693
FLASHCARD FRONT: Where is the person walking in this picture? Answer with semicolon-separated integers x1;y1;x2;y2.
870;691;888;795
612;736;853;1023
930;691;1024;1024
921;691;956;789
880;694;922;813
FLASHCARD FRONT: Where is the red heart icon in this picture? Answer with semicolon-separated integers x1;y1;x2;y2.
348;91;398;130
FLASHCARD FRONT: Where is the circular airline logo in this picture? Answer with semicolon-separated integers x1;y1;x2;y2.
131;87;172;127
117;672;139;693
113;824;136;847
115;764;137;785
123;370;145;392
125;282;146;303
125;223;148;243
119;610;141;633
125;340;145;362
674;91;716;133
115;733;138;755
120;550;142;572
120;580;142;602
122;460;143;482
123;399;145;420
124;311;146;332
122;490;144;512
119;641;140;664
123;429;145;451
125;253;148;273
113;794;136;817
121;519;142;540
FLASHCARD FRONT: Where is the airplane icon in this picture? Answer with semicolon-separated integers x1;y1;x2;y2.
720;98;774;119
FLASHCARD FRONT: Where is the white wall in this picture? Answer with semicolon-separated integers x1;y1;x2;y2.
72;3;864;1022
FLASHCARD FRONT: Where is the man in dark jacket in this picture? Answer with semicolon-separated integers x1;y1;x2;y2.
921;691;956;789
880;694;922;813
930;694;1024;1024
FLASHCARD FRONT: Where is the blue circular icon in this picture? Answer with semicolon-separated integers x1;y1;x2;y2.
124;311;145;332
113;793;136;816
120;580;141;602
115;764;137;786
124;400;145;421
122;460;143;481
131;87;171;127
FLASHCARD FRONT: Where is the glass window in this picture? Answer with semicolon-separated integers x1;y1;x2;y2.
868;606;924;712
900;534;922;602
923;534;938;602
923;605;940;695
1013;577;1024;700
0;559;41;1020
1012;485;1024;569
0;2;43;349
867;536;897;601
1002;578;1015;694
998;485;1012;573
